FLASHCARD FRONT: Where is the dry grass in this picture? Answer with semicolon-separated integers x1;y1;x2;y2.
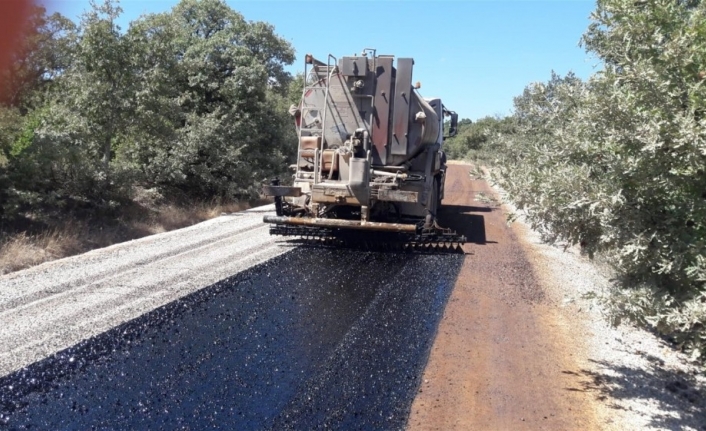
131;201;252;234
0;228;83;274
0;200;266;275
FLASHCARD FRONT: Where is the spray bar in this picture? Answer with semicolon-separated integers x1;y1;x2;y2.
263;215;417;233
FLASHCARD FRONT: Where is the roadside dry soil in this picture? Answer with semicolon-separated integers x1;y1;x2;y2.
409;163;706;431
408;163;599;430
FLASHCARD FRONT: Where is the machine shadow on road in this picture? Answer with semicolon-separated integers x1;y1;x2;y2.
438;203;495;246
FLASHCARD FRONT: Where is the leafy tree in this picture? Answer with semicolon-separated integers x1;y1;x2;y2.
491;0;706;358
0;4;76;109
0;5;85;219
1;0;298;223
444;115;516;161
2;0;135;216
124;0;295;199
0;106;23;213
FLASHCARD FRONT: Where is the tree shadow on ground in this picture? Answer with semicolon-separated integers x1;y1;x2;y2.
563;353;706;431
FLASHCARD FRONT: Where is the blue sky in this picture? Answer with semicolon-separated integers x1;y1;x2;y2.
43;0;599;120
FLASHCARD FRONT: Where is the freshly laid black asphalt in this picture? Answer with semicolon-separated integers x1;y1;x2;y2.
0;247;463;430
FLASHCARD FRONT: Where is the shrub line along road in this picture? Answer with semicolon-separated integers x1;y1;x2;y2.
1;164;702;429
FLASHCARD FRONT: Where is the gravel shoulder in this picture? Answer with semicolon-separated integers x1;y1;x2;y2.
512;209;706;430
0;205;289;378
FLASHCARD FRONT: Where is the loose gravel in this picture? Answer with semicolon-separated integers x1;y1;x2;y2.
506;198;706;430
0;205;289;378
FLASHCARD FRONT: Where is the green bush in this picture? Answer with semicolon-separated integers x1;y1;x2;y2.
444;116;516;163
121;0;296;199
485;0;706;359
0;0;298;222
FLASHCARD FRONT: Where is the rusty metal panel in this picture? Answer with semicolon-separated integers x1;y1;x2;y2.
391;58;413;156
372;56;393;165
323;186;352;197
312;184;363;205
377;189;419;203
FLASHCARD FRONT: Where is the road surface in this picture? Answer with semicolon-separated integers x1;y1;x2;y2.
3;164;683;429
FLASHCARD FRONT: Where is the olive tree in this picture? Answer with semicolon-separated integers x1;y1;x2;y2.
494;0;706;358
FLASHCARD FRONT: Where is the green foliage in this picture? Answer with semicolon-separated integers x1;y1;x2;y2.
444;116;516;162
0;4;76;109
123;0;295;198
0;0;297;221
484;0;706;359
0;107;23;211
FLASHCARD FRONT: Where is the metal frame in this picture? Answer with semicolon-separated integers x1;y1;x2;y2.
296;54;337;184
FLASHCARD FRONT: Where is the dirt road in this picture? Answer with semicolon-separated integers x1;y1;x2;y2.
408;163;599;430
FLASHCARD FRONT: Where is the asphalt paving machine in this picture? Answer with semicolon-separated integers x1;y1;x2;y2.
263;49;465;248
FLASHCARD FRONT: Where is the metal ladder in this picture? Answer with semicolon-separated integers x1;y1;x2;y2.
296;54;337;184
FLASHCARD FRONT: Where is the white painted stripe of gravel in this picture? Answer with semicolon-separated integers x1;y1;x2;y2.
0;204;292;377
